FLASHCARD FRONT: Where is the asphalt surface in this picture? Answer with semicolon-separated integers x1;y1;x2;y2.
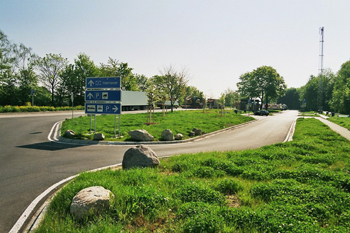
0;110;298;233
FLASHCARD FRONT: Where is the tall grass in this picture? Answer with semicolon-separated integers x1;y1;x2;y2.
35;118;350;232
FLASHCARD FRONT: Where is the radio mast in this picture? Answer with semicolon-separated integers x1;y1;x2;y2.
318;27;324;112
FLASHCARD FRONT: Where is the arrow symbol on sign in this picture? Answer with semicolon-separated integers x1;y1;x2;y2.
87;93;94;99
88;80;94;87
113;105;119;113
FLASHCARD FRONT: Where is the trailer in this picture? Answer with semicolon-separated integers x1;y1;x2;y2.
121;91;148;111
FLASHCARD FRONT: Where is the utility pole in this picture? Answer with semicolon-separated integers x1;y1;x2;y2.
318;27;324;112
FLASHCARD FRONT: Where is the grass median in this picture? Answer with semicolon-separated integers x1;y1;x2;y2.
61;109;254;141
35;118;350;232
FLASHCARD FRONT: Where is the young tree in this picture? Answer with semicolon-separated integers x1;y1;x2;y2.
145;77;159;124
34;53;68;106
154;66;189;112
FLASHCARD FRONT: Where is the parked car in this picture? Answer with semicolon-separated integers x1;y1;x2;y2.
254;110;269;116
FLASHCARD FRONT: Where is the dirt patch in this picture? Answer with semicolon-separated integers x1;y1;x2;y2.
226;195;240;208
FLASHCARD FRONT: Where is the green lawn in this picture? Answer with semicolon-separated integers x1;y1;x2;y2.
61;110;254;141
35;118;350;232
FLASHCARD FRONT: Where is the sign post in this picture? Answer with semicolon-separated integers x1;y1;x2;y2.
30;89;35;106
71;92;74;125
85;77;122;137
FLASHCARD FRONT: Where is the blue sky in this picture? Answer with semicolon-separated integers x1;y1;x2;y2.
1;0;350;98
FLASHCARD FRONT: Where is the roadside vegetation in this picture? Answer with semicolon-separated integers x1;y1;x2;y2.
298;111;320;117
328;117;350;130
35;118;350;232
61;110;254;141
0;105;84;113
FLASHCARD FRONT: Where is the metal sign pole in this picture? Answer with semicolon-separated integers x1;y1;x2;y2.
94;115;96;132
114;115;117;138
71;92;74;125
119;113;121;138
90;115;92;134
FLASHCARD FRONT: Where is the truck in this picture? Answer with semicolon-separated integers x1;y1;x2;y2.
121;91;148;111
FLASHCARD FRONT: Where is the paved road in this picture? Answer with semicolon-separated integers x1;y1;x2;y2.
0;110;298;233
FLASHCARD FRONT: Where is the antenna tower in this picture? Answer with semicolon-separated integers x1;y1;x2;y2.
318;27;324;112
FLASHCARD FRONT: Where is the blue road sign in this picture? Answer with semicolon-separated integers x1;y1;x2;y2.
85;103;121;115
30;89;35;95
85;90;121;101
86;77;121;89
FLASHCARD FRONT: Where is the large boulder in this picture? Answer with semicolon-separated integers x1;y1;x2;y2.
70;186;114;220
192;128;203;136
122;144;160;169
175;133;183;140
64;130;75;138
93;133;105;140
161;129;174;141
128;129;154;141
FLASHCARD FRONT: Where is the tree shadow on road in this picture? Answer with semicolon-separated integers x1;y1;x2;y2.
17;141;89;151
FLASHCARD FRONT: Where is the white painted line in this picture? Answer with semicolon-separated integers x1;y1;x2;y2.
9;175;77;233
11;163;123;233
283;119;296;143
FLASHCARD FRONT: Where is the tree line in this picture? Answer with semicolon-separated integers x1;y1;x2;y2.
0;29;204;111
275;60;350;114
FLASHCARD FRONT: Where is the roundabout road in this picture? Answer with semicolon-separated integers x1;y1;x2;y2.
0;110;298;233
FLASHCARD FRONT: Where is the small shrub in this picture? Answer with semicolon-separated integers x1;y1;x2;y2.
214;179;243;195
176;182;226;205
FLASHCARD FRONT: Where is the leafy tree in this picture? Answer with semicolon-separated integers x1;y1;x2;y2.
0;29;38;105
135;74;148;91
237;72;259;100
34;53;68;106
61;53;99;106
222;88;240;108
277;88;301;110
330;60;350;113
17;65;38;105
237;66;286;110
154;66;189;112
99;58;138;91
300;70;335;111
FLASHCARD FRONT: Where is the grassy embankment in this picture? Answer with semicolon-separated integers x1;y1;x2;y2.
35;118;350;232
328;117;350;131
61;110;254;141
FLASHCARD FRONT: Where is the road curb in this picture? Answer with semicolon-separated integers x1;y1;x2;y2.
10;163;123;233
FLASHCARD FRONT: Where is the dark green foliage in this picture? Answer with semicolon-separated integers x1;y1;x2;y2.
213;179;243;195
175;182;226;205
177;202;224;233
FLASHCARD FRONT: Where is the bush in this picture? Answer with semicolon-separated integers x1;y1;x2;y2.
214;179;243;195
176;182;226;205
